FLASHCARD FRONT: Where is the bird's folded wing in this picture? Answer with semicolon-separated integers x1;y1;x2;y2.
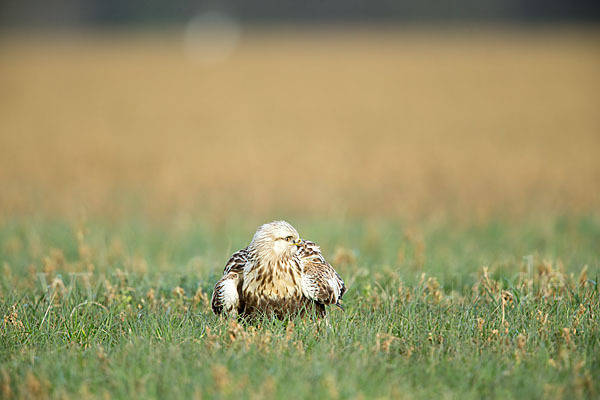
211;248;249;315
222;248;249;274
211;271;242;314
298;241;346;305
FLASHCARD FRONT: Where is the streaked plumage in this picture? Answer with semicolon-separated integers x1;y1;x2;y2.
211;221;345;318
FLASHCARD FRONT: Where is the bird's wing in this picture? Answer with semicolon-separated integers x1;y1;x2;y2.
297;241;346;307
222;247;249;275
211;248;249;315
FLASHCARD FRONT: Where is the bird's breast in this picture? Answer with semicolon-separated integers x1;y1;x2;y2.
243;262;301;299
242;260;306;317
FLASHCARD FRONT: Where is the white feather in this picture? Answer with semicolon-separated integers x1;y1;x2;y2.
221;278;239;311
300;275;317;300
328;277;340;298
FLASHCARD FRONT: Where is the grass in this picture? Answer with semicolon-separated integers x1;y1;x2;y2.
1;215;599;399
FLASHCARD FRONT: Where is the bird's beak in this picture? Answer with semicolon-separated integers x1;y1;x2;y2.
293;239;302;246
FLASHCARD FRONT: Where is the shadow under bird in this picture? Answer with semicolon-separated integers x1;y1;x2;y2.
211;221;346;319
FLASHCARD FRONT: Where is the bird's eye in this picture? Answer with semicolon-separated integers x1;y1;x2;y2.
285;236;292;242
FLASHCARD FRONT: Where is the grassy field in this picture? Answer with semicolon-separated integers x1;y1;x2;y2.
0;216;599;399
0;27;599;399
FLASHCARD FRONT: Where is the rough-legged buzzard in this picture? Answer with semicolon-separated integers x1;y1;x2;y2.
211;221;345;318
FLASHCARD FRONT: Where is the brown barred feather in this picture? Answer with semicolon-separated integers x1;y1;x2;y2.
222;248;249;274
298;240;346;307
211;248;249;315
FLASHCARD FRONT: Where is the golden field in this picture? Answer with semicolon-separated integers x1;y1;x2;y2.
0;27;599;221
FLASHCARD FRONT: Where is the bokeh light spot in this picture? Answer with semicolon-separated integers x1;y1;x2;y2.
183;11;241;65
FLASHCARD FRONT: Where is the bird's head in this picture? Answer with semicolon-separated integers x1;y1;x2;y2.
250;220;301;260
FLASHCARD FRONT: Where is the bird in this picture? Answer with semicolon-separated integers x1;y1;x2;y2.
211;221;345;319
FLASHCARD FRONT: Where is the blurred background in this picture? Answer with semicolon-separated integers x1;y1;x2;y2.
1;1;599;224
